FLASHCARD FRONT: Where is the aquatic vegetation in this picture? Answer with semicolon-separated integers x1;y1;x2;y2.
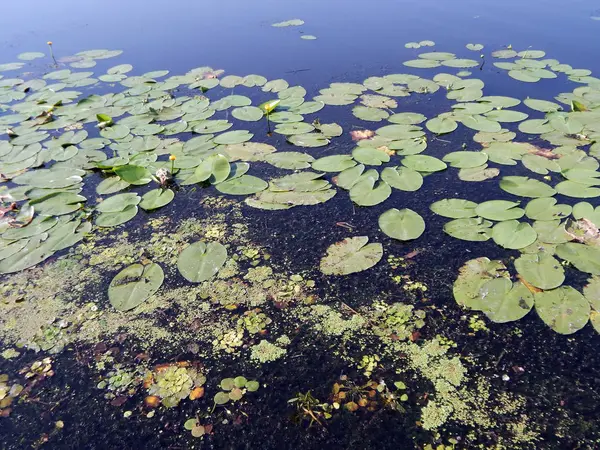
213;376;259;406
146;363;206;408
357;354;380;377
371;301;426;341
250;339;287;363
237;308;272;334
320;236;383;275
213;329;245;354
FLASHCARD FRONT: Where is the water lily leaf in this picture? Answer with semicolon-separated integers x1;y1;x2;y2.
388;112;427;125
555;181;600;198
214;392;230;405
535;287;590;334
523;98;562;112
222;143;276;162
274;123;315;135
404;59;441;69
521;154;560;175
244;198;292;210
18;52;45;61
320;236;383;275
378;208;425;241
401;155;447;172
139;189;175;210
255;189;336;206
317;123;343;138
475;200;524;221
572;202;600;226
288;133;330;148
352;106;389;122
334;165;364;190
350;177;391;206
443;151;488;168
108;263;164;312
95;204;138;227
193;120;232;134
272;19;304;27
480;279;534;323
100;124;130;140
453;257;508;308
231;106;263;122
31;192;85;216
460;115;501;132
194;154;230;184
214;130;253;145
442;58;479;68
426;117;457;134
518;119;554;134
215;175;268;195
2;216;58;240
430;199;478;218
525;198;572;221
444;217;492;241
508;70;540;83
466;43;484;51
177;241;228;283
515;253;565;290
352;147;390;166
492;220;537;249
499;176;555;198
114;165;153;185
265;152;314;169
533;220;571;244
458;164;500;181
555;243;600;275
312;155;355;172
97;193;141;213
381;166;423;191
97;177;131;195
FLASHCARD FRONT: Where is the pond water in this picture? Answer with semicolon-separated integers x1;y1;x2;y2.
2;1;600;449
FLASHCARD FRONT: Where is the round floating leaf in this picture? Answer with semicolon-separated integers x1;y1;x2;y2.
466;43;484;51
453;257;508;308
320;236;383;275
499;176;555;198
312;155;355;172
555;181;600;198
442;58;479;68
460;115;501;132
193;120;232;134
231;106;263;122
114;165;153;185
458;164;500;182
523;98;562;112
388;112;427;125
484;110;528;123
274;123;315;135
508;70;540;83
265;152;314;169
572;202;600;226
352;147;390;166
515;253;565;290
443;151;488;168
555;243;600;275
533;220;571;244
350;178;391;206
535;287;590;334
214;392;230;405
215;175;268;195
492;220;537;249
480;279;534;323
288;133;330;148
353;106;389;122
214;130;253;145
108;263;164;312
404;59;441;69
272;19;304;27
139;189;175;211
381;166;423;191
401;155;447;172
430;199;478;218
444;217;492;241
475;200;524;221
426;117;457;134
177;241;228;283
378;208;425;241
222;143;276;162
96;205;138;227
97;193;141;213
525;198;571;221
246;380;260;392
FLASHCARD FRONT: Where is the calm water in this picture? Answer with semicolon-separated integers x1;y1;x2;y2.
2;1;600;448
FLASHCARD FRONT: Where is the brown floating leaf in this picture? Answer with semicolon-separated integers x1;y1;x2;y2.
144;396;161;407
345;401;359;412
350;129;375;141
517;274;543;294
529;145;560;160
190;386;205;400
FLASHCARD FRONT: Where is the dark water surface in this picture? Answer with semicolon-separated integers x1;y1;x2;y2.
2;1;600;449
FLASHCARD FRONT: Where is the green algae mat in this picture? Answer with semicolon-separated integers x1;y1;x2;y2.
2;39;600;449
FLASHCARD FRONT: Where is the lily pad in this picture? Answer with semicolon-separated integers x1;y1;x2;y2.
215;175;268;195
380;166;423;191
349;178;391;207
139;189;175;210
515;253;565;290
378;208;425;241
444;217;492;241
475;200;524;221
320;236;383;275
108;263;164;312
430;199;478;218
499;176;556;198
453;257;508;309
481;279;534;323
177;241;228;283
535;287;590;334
401;155;447;172
492;220;537;249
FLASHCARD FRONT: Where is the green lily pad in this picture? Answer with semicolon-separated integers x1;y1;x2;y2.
380;166;423;191
430;199;478;218
481;279;534;323
525;198;572;221
458;165;500;182
535;287;590;334
177;241;228;283
97;193;141;213
139;189;175;210
515;253;565;290
231;106;264;122
475;200;524;221
108;263;164;312
215;175;268;195
378;208;425;241
443;151;488;168
352;147;390;166
492;220;537;249
312;155;355;172
453;257;508;309
320;236;383;275
95;204;138;227
444;217;492;241
426;117;457;134
499;176;556;198
288;133;330;148
555;243;600;275
350;177;391;206
401;155;447;172
352;106;389;122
